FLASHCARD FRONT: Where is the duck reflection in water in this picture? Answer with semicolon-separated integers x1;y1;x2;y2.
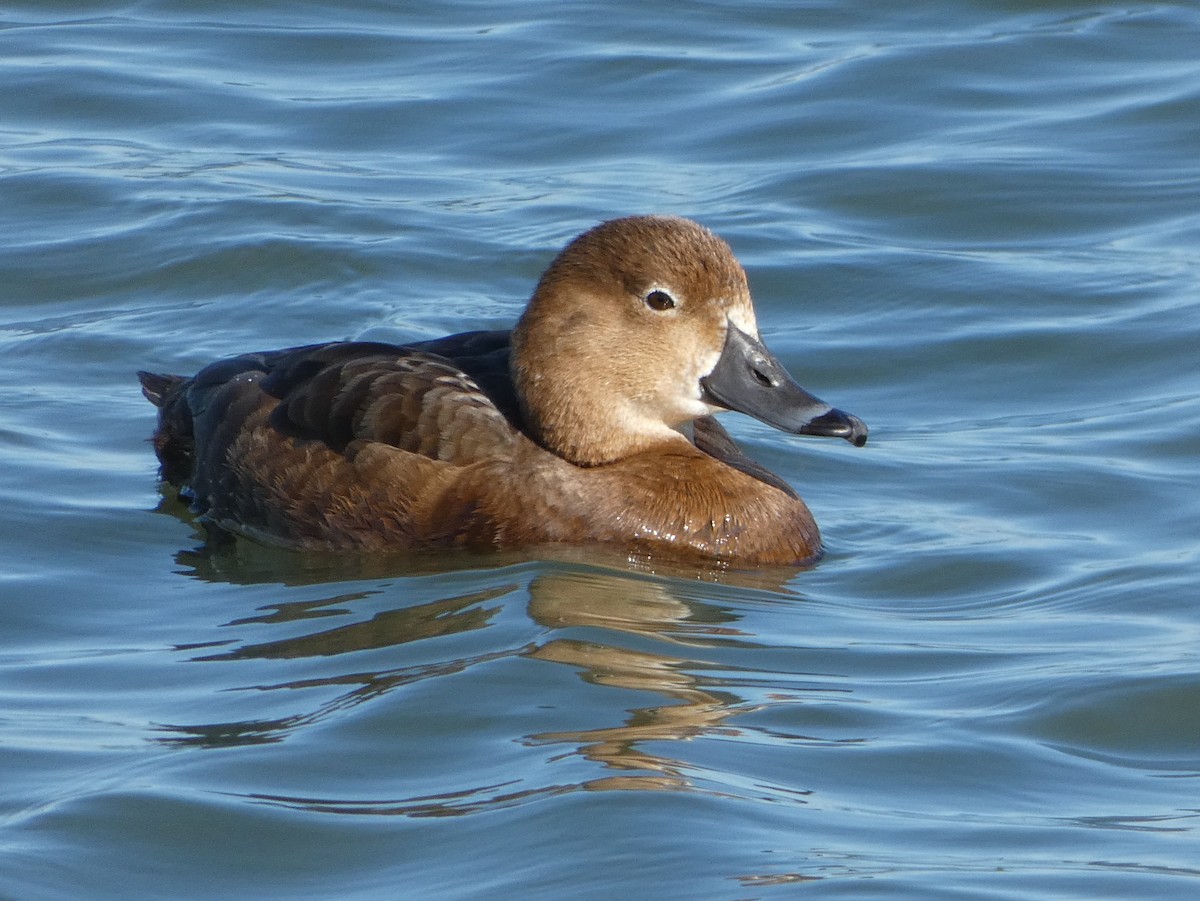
157;557;847;812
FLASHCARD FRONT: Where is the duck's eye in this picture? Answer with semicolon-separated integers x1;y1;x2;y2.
644;290;676;312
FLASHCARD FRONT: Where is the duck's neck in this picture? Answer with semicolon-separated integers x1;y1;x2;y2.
518;380;693;467
509;348;690;468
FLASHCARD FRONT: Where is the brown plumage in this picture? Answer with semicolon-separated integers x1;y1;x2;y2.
140;216;866;565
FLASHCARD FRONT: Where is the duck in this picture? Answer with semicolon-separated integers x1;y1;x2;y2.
139;215;867;566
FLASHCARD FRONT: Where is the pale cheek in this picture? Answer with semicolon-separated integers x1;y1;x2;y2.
664;348;723;423
685;397;723;418
727;304;759;339
662;397;718;428
690;345;723;386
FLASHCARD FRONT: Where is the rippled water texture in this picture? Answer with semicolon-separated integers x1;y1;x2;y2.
2;1;1199;898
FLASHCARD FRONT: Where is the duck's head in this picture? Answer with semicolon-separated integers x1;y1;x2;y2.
511;215;867;466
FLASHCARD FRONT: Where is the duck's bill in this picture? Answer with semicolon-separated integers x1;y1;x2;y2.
700;325;868;447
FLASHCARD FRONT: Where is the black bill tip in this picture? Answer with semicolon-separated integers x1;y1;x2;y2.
798;408;868;447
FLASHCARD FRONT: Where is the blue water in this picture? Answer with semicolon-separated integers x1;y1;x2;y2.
2;1;1199;898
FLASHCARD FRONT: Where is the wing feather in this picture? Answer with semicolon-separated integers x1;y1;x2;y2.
258;343;520;464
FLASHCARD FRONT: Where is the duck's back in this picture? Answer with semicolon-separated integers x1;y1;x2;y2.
140;333;532;550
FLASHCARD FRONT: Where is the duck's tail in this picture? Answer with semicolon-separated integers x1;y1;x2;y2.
137;371;195;485
137;370;187;407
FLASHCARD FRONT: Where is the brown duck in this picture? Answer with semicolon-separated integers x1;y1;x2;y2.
140;215;867;565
